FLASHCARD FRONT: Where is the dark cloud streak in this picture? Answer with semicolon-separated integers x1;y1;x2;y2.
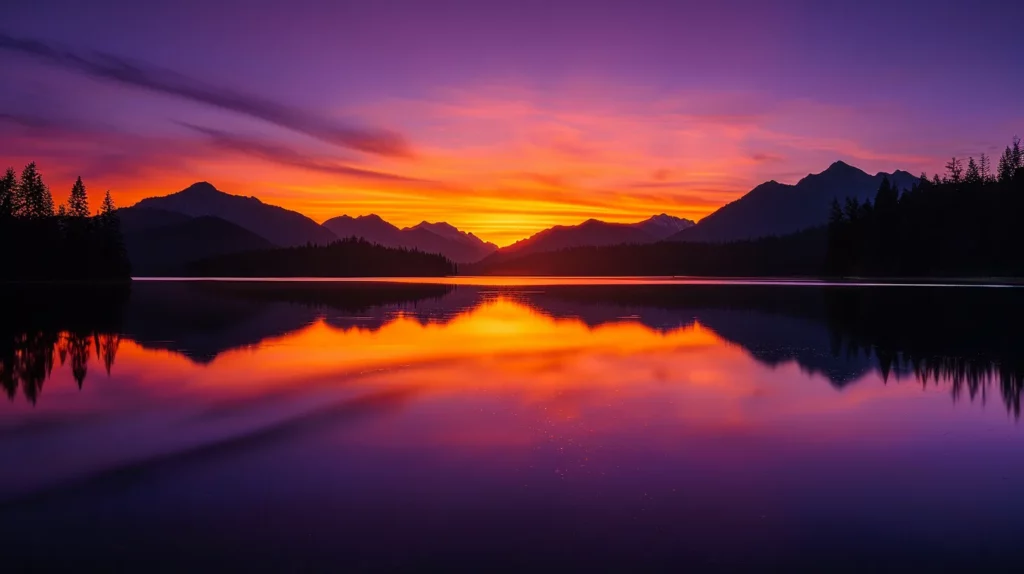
181;123;427;183
0;33;413;158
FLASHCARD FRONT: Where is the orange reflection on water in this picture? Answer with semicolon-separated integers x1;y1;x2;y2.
96;296;933;435
22;295;934;422
2;294;999;503
182;296;726;393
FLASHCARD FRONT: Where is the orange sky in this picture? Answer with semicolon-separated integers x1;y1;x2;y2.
6;85;949;247
3;2;1020;247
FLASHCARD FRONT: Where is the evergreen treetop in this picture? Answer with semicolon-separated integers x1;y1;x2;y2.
68;176;90;218
0;168;17;219
17;162;55;219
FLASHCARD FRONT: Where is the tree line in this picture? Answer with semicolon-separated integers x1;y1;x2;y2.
467;227;827;276
827;137;1024;276
822;286;1024;417
1;283;128;404
185;237;458;277
0;163;131;280
522;284;1024;417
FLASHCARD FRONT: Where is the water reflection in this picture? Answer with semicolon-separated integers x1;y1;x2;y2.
3;281;1023;417
4;281;1024;571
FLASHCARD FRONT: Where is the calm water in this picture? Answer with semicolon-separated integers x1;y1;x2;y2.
2;280;1024;572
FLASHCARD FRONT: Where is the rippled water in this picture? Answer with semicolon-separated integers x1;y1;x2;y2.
2;280;1023;572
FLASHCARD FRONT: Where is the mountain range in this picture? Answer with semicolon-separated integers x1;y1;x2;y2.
669;161;919;243
117;160;915;275
133;182;337;247
322;215;498;263
500;214;694;255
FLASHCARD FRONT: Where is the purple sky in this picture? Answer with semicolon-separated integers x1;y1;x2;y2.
2;0;1021;244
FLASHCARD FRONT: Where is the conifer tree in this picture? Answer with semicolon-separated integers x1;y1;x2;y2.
945;157;963;184
965;157;981;184
68;176;90;218
979;153;992;182
17;162;54;219
874;176;898;211
0;167;16;219
96;190;130;278
998;147;1014;182
101;190;116;216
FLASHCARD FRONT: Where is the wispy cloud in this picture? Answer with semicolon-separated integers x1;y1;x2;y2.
180;123;427;183
0;33;413;158
0;113;197;182
750;152;785;163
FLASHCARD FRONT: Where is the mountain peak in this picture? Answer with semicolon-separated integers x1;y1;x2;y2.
131;182;337;247
324;215;496;262
179;181;221;195
796;161;869;188
633;213;695;239
643;213;694;225
414;221;457;231
818;160;866;177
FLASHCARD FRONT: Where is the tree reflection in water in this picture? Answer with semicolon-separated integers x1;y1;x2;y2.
2;281;1023;417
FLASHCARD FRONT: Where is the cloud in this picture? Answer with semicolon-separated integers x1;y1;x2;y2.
0;33;413;158
181;123;426;183
0;113;198;181
0;112;58;130
750;152;785;163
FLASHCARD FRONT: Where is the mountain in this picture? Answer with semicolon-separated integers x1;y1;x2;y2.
497;214;695;257
322;215;498;263
116;206;193;235
407;221;471;243
125;215;275;275
322;214;406;246
466;227;826;277
185;237;457;278
403;221;498;261
671;162;919;242
133;182;337;247
632;213;696;238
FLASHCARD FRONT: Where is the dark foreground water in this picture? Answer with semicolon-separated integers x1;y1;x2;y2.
2;279;1024;572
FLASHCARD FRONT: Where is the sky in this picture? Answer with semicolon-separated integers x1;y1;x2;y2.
2;0;1021;246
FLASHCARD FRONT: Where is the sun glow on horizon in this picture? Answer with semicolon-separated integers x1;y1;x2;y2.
4;84;951;247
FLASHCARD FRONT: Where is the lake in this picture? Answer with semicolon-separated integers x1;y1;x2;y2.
2;279;1023;572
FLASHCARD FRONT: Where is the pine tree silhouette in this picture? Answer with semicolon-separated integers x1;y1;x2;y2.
0;168;16;219
68;176;90;218
17;162;54;219
2;165;130;281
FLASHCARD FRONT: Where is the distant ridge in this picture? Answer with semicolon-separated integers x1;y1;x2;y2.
499;214;695;257
671;161;919;242
133;182;337;247
124;215;275;275
322;215;498;263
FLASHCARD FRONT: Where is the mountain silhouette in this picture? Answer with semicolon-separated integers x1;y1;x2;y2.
496;214;695;257
133;182;337;247
321;214;404;245
322;214;498;263
671;161;918;242
116;206;193;235
124;216;275;275
635;213;696;237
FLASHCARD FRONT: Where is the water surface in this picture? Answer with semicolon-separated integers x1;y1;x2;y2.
2;280;1023;572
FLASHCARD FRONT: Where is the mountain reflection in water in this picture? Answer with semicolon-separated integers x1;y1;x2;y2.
3;280;1024;572
3;281;1023;415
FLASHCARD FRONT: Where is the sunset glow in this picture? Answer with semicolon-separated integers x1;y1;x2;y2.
3;1;1021;245
13;295;958;424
